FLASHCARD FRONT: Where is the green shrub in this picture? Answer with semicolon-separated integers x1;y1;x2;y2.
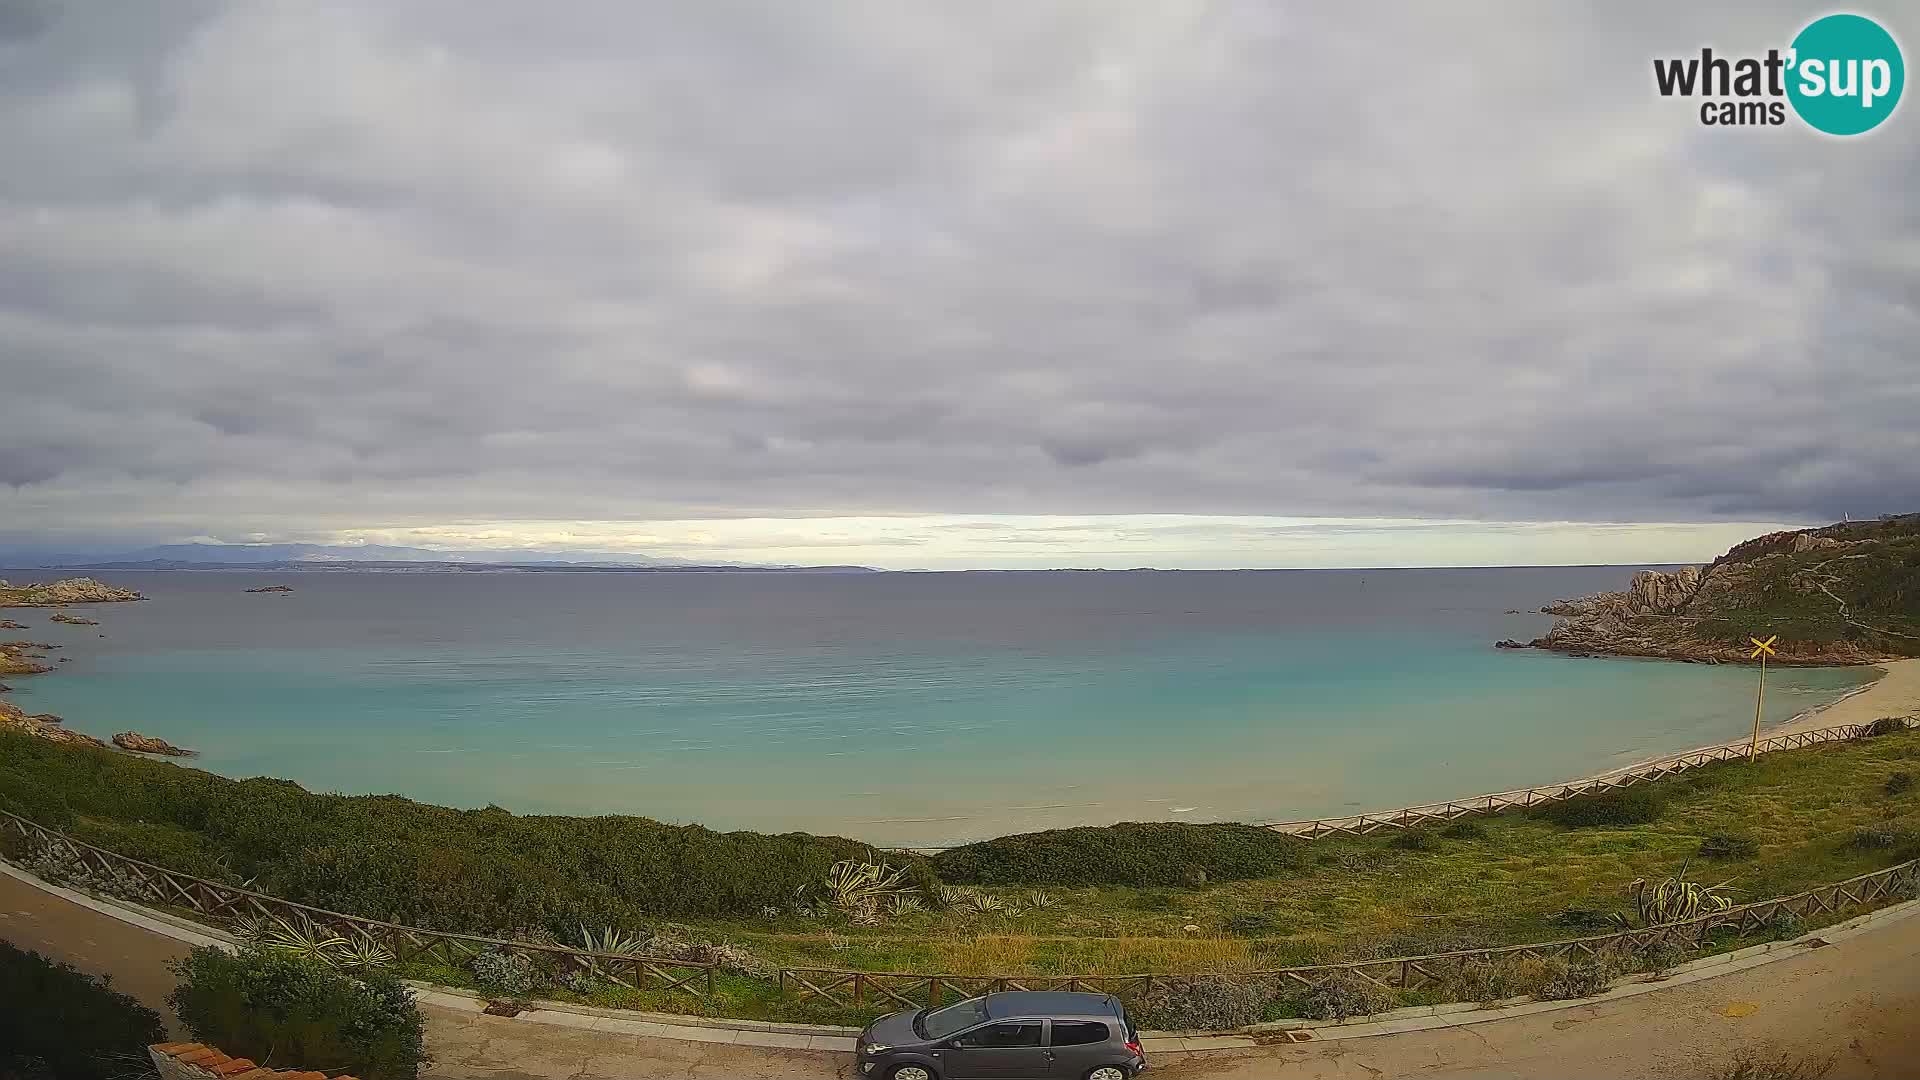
1388;829;1436;852
169;945;429;1080
1131;975;1276;1031
1764;910;1804;941
933;822;1305;887
1224;911;1276;936
1535;786;1666;828
899;858;946;907
1440;818;1487;840
1439;955;1553;1004
1699;832;1760;860
0;941;165;1080
469;949;538;1002
1887;771;1913;796
0;730;870;924
1536;953;1624;1000
1851;825;1903;850
1296;970;1399;1021
1859;717;1912;739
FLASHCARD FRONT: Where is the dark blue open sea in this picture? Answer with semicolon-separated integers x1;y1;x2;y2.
2;568;1873;847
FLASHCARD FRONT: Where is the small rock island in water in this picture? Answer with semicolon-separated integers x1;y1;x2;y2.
245;584;295;593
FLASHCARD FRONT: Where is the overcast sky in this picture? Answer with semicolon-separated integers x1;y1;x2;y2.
1;2;1914;569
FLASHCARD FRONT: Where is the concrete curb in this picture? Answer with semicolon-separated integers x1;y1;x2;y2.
6;856;1915;1059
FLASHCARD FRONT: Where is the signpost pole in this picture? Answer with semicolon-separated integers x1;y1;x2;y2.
1747;635;1777;761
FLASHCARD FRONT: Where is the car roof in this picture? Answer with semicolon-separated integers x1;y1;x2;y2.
982;991;1121;1021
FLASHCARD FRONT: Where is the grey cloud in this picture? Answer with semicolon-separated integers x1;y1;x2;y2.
0;1;1914;542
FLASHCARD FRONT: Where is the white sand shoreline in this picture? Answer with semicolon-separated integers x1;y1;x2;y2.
1761;657;1920;735
1578;657;1920;784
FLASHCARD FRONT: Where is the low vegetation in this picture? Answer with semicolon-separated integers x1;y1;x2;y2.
0;940;166;1080
3;725;1919;1029
170;945;429;1080
0;732;878;924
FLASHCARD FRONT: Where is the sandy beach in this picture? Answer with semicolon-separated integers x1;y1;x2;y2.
1767;657;1920;737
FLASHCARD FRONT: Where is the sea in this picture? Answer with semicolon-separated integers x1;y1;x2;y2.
1;567;1876;848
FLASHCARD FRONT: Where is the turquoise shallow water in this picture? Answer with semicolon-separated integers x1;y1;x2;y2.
2;568;1875;846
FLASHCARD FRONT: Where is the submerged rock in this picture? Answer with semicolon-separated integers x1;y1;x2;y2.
49;612;100;626
0;620;25;629
113;731;196;756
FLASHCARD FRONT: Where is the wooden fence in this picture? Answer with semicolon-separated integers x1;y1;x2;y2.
778;856;1920;1009
0;808;714;998
1258;717;1918;839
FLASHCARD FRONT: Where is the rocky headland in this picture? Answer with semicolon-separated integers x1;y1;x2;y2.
0;577;143;606
1508;515;1920;664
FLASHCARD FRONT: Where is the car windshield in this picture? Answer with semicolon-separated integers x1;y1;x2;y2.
916;997;990;1040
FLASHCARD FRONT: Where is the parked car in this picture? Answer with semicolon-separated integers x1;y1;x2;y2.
854;990;1145;1079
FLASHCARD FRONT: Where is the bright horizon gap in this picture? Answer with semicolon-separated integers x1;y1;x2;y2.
114;515;1815;571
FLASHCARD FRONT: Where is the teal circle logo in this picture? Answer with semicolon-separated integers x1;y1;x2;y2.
1787;14;1904;135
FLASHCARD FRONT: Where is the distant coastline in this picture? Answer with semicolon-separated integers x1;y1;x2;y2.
3;560;879;575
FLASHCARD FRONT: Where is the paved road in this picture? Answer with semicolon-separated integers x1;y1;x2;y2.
4;870;1917;1079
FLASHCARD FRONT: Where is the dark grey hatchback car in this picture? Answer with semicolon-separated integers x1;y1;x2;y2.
854;990;1145;1080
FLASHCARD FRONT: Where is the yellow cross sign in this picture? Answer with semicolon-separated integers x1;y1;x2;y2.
1747;635;1779;760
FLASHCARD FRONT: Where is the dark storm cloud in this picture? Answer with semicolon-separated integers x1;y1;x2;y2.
0;1;1915;536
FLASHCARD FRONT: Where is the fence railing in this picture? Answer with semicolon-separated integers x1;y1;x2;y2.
1258;717;1918;838
0;808;714;998
778;856;1920;1009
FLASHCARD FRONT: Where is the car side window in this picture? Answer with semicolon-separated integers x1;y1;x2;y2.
1050;1020;1109;1046
953;1021;1043;1048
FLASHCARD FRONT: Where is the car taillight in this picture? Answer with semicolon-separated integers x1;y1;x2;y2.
1126;1039;1144;1058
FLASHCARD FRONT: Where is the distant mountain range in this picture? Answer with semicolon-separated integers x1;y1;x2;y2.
0;542;876;574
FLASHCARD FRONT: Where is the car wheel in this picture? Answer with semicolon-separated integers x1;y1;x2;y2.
1086;1067;1132;1080
888;1066;935;1080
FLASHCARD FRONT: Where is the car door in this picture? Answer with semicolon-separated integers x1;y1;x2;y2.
939;1019;1049;1078
1045;1019;1113;1078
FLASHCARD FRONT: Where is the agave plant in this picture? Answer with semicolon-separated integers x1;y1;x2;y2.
936;883;973;910
821;859;914;913
253;914;351;963
962;889;1006;915
886;894;926;917
331;936;397;971
1024;891;1059;910
1617;861;1735;927
576;924;647;956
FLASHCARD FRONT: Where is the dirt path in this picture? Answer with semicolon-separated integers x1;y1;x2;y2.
5;868;1918;1080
